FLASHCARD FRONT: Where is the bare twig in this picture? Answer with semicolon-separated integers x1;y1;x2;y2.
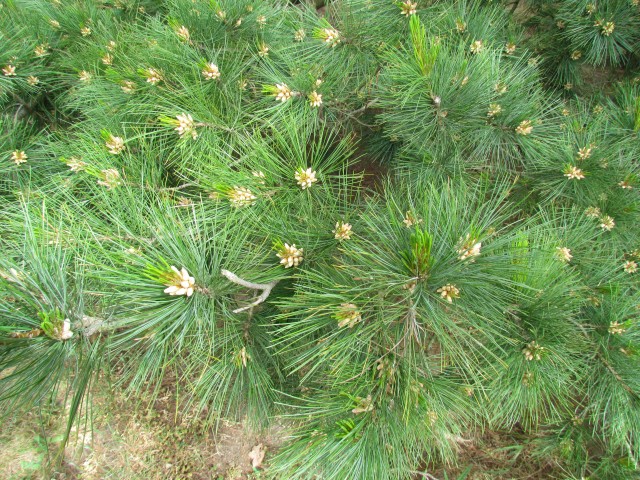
13;103;25;123
346;99;378;117
221;269;278;313
159;183;194;192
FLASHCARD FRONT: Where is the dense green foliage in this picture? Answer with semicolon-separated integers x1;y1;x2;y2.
1;0;639;478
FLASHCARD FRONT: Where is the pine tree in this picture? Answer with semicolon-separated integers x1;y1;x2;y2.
1;0;639;478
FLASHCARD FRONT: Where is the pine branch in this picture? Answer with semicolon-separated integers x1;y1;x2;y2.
570;318;639;400
80;315;107;337
596;349;639;400
220;269;278;313
345;99;378;117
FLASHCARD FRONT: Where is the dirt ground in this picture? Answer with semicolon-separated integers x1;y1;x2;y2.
0;379;285;480
0;394;566;480
0;374;567;480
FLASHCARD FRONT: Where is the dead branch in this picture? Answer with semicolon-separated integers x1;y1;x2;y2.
220;269;278;313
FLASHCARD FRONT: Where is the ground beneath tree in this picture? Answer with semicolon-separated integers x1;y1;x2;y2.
0;378;286;480
0;377;565;480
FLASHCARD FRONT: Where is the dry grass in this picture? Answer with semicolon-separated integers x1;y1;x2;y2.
424;428;564;480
